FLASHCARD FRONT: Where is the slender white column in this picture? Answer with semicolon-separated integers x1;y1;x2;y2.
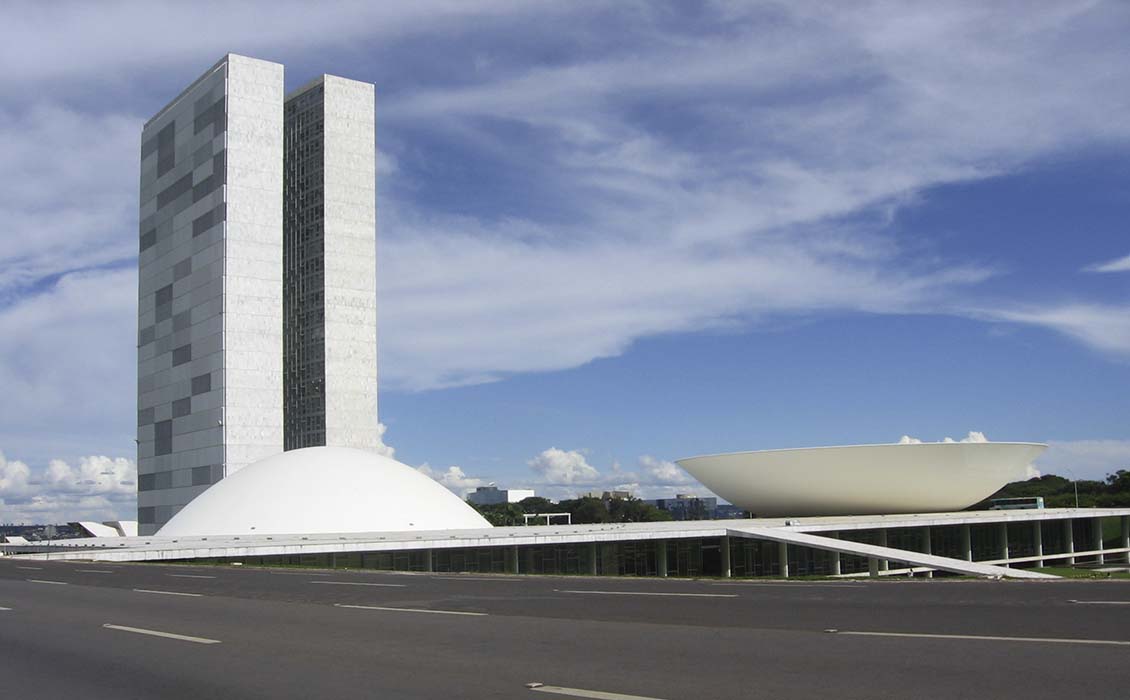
922;527;933;578
1093;518;1105;566
424;549;433;573
999;522;1010;567
656;540;668;577
1064;520;1075;566
1122;516;1130;565
961;524;972;562
508;545;519;574
779;541;789;579
829;532;841;576
878;529;889;571
588;543;598;576
1034;521;1044;567
720;536;732;578
868;557;879;578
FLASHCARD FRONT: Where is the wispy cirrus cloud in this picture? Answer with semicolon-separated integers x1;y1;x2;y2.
1084;253;1130;273
0;1;1128;471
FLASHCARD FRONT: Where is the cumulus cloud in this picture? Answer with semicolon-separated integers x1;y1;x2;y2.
1084;253;1130;273
637;455;695;485
373;422;396;459
900;431;988;444
416;463;489;498
0;451;136;524
528;447;600;485
522;449;711;501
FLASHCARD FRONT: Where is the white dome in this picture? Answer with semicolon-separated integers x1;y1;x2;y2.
157;446;490;537
677;441;1046;517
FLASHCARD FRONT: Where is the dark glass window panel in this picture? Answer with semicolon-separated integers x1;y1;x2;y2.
172;344;191;366
140;229;157;252
154;420;173;455
191;466;211;486
191;373;211;395
156;173;193;209
156;121;176;177
172;397;191;418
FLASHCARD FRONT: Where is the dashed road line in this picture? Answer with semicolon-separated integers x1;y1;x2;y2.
167;574;217;579
267;570;331;576
103;624;220;645
828;630;1130;647
433;576;524;583
15;566;43;571
712;582;863;588
555;589;737;598
27;579;67;585
334;603;486;616
0;606;11;611
1069;600;1130;605
133;589;203;597
526;683;667;699
75;569;115;574
310;581;406;588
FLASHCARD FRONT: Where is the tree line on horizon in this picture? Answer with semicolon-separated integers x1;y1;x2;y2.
469;495;676;526
970;469;1130;510
472;470;1130;526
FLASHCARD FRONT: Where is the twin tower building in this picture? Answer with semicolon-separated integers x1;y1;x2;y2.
137;55;378;534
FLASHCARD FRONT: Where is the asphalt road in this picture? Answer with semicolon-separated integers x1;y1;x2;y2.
1;557;1128;699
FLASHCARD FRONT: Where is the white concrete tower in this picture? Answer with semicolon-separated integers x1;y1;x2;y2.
137;54;285;535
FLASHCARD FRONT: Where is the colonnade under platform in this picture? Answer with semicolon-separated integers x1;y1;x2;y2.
10;509;1130;580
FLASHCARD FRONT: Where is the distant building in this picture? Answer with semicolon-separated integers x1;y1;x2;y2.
714;503;748;519
645;494;718;520
467;486;536;506
583;490;632;501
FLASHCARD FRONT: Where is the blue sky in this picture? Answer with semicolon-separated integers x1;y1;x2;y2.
1;1;1129;522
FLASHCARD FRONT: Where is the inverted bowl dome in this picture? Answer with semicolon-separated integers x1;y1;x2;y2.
676;442;1046;517
157;446;490;537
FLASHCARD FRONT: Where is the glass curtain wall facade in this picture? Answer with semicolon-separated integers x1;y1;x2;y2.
283;76;378;451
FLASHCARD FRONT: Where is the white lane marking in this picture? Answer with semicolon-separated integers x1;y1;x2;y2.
1069;600;1130;605
103;624;220;644
832;630;1130;647
334;603;486;616
75;569;114;574
0;606;11;611
433;576;523;582
310;581;406;588
713;582;863;588
167;574;216;579
15;566;43;570
27;579;67;585
133;589;203;597
555;589;737;598
527;683;668;699
268;570;331;576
